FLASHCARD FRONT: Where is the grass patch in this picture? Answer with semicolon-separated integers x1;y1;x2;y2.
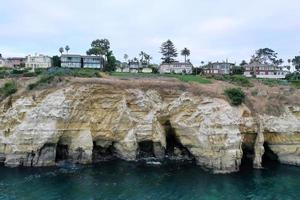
0;81;17;98
224;87;245;106
290;81;300;88
28;75;55;90
110;72;211;84
205;74;253;87
259;79;289;87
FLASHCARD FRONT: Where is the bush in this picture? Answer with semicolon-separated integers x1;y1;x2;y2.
0;81;17;98
230;66;245;75
224;88;245;106
28;75;55;90
230;75;252;87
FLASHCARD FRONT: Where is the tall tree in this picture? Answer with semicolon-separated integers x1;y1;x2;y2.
65;45;70;54
124;54;128;62
105;51;117;72
160;40;178;64
250;48;282;65
181;48;190;63
52;56;61;67
59;47;64;55
139;51;145;63
86;39;111;70
144;53;152;65
240;60;247;66
292;56;300;71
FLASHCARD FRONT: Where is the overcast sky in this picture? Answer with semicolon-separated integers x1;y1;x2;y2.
1;0;300;65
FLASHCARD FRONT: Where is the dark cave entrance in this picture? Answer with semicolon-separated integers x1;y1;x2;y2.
137;140;155;159
55;143;69;162
240;143;255;170
92;141;116;162
164;120;194;161
262;142;279;168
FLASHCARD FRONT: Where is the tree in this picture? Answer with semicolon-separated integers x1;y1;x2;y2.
139;51;145;63
124;54;128;62
86;39;111;70
240;60;247;66
292;56;300;71
181;48;190;63
87;39;110;59
59;47;64;55
231;66;245;75
201;61;205;66
52;56;61;67
250;48;282;65
160;40;178;64
105;51;117;72
144;53;152;65
65;45;70;54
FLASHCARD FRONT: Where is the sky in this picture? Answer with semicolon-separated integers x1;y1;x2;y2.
1;0;300;66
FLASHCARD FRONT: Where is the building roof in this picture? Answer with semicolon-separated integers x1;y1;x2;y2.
160;62;193;66
61;54;81;57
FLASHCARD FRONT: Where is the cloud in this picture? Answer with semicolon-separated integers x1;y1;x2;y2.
1;0;300;65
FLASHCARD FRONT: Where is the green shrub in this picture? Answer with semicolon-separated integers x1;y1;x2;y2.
0;81;17;97
28;75;55;90
230;75;252;87
224;88;245;106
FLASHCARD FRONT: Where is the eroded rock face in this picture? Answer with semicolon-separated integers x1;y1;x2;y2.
0;84;299;173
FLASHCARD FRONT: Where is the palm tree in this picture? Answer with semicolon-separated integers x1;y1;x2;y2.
59;47;64;55
144;54;152;65
65;45;70;54
139;51;145;63
181;48;190;63
201;61;205;66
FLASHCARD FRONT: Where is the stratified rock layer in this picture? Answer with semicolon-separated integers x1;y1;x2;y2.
0;84;299;173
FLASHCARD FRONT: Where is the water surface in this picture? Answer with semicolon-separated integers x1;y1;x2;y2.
0;161;299;200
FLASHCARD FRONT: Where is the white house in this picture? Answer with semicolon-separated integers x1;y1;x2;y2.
25;54;52;69
244;63;289;79
0;54;6;67
203;62;235;75
159;62;193;74
82;55;103;69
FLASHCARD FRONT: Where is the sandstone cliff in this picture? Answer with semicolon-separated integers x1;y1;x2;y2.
0;79;299;173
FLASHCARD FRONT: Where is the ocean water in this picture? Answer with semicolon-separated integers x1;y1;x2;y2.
0;161;299;200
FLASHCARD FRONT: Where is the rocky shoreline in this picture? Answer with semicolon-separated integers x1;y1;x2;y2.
0;82;299;173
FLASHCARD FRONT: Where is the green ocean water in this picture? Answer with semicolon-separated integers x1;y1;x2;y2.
0;161;299;200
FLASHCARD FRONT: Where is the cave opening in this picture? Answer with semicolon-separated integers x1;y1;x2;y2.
262;142;279;168
240;143;254;170
92;141;116;163
55;143;69;162
164;120;194;161
137;140;155;159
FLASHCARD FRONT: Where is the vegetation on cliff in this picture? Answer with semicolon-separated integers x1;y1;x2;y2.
0;81;17;99
224;88;245;106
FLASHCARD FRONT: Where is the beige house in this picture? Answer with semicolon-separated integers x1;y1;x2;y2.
25;54;52;68
159;62;193;74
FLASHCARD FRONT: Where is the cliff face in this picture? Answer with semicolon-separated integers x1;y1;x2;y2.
0;83;299;173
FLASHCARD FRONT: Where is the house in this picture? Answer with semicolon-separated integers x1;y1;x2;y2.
61;54;104;69
203;62;235;75
82;56;103;69
25;54;52;69
159;62;193;74
5;57;25;68
0;54;6;67
116;62;130;72
244;63;289;79
129;61;141;73
61;54;82;68
141;67;153;73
